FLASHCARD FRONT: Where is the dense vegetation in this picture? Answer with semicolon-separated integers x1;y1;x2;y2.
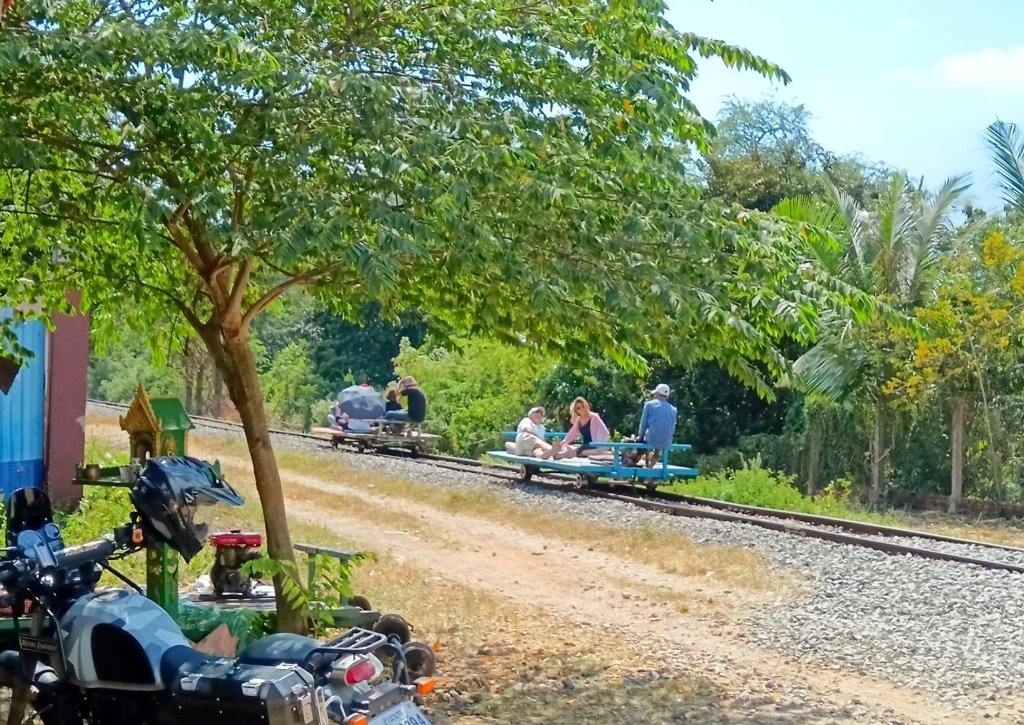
12;0;836;629
85;97;1024;513
6;0;1024;577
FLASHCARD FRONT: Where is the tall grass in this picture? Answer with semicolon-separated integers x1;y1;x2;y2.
665;459;901;525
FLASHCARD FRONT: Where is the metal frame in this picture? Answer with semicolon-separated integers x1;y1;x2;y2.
490;432;698;488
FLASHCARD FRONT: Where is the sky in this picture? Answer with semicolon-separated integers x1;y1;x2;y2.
665;0;1024;210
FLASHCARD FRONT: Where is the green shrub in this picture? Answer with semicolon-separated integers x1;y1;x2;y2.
394;337;551;456
675;458;809;511
668;461;899;524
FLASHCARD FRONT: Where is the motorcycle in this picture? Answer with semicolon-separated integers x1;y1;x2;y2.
0;456;434;725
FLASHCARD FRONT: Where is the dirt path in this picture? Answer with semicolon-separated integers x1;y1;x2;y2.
85;417;1006;723
224;446;993;724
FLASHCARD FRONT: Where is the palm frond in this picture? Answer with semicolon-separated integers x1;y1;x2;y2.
790;340;866;402
772;195;845;273
985;120;1024;209
824;178;872;283
905;173;970;301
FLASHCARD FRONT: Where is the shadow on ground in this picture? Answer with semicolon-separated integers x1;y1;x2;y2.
426;655;861;724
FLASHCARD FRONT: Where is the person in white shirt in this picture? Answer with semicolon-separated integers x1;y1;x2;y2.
515;406;550;457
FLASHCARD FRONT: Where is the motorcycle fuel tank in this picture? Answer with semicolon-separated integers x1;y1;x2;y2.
60;588;193;690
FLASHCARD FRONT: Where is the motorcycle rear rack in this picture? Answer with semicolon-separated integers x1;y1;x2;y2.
325;627;387;653
301;627;391;671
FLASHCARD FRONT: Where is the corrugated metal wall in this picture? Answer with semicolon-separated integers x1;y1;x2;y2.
0;313;46;494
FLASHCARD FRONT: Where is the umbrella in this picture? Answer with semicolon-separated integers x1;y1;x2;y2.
337;385;386;420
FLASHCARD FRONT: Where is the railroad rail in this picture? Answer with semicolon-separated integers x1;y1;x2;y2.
86;399;1024;575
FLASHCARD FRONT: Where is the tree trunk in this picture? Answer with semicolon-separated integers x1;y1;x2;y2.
199;325;305;634
949;397;965;514
869;402;885;504
806;412;822;497
193;353;207;415
212;366;225;417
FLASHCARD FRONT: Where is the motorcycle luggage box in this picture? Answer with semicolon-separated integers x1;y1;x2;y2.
169;658;327;724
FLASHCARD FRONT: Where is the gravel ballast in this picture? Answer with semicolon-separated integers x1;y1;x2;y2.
258;428;1024;711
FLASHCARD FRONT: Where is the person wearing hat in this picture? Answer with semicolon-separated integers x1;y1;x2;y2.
384;376;427;424
514;406;550;457
637;383;677;468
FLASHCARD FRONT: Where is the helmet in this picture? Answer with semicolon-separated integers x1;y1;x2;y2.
129;457;245;562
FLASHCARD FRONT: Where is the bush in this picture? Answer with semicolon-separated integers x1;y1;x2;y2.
261;340;321;431
394;337;551;457
676;458;808;511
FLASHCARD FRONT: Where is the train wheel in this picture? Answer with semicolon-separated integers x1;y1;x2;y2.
348;595;372;611
373;613;412;644
330;437;340;449
518;464;534;482
401;642;438;682
573;474;589;490
645;482;658;493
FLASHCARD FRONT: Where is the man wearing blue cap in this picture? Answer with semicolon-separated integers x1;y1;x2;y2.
637;383;677;468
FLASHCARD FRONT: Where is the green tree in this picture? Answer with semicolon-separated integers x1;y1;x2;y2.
310;304;426;391
2;0;861;630
776;172;969;501
393;337;548;456
262;340;321;431
885;221;1024;507
88;329;184;402
704;97;892;211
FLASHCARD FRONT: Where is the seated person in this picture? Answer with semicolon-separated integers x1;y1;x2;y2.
385;389;403;414
384;377;427;425
328;407;372;433
514;406;550;457
326;403;345;430
638;383;677;467
545;397;610;459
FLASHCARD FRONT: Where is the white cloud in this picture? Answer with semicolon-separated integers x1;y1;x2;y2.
894;46;1024;91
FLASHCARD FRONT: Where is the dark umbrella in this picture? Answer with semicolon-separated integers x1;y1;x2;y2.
337;385;386;420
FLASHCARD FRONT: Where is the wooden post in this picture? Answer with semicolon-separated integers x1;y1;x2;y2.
949;397;965;514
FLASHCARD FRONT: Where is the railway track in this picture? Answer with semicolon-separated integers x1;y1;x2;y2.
87;399;1024;575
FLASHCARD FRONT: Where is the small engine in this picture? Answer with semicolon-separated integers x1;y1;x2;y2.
209;531;265;597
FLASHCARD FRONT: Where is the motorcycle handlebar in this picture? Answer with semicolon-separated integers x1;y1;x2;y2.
0;538;117;591
52;539;117;572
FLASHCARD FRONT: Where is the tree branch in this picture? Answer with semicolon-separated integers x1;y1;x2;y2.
227;257;253;316
165;215;205;272
0;208;118;225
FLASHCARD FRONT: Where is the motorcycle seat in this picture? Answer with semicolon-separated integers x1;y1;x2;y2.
238;633;331;670
160;644;219;686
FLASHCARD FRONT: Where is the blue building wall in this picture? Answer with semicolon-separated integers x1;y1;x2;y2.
0;314;46;493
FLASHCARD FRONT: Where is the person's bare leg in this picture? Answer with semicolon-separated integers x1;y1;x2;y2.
553;445;576;460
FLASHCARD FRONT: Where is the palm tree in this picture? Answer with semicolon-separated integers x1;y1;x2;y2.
985;120;1024;209
775;172;970;502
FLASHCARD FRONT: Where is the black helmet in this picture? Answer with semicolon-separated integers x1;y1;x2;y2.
129;457;244;562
